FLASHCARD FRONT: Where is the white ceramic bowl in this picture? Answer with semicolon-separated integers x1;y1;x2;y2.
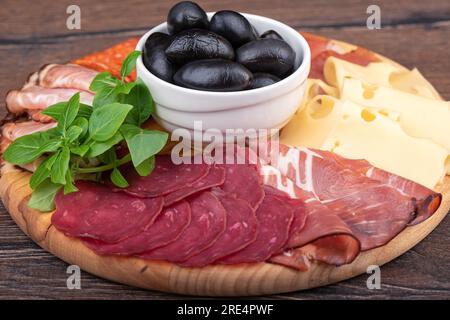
136;12;311;138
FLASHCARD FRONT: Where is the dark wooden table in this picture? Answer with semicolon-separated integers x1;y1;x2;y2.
0;0;449;300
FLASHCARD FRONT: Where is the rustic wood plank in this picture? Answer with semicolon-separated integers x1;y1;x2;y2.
1;0;449;40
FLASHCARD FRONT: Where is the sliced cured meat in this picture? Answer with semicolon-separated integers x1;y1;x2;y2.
180;190;258;267
262;166;360;267
72;38;139;82
164;165;226;206
1;121;56;141
83;200;191;255
39;64;98;92
6;86;94;115
52;181;164;243
118;156;210;198
321;151;442;225
268;145;416;250
220;193;293;264
218;163;265;210
139;191;227;262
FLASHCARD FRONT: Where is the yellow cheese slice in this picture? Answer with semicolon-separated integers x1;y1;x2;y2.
341;78;450;151
281;95;449;188
298;79;339;113
389;68;441;100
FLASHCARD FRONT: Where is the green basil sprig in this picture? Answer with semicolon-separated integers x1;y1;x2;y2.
3;51;168;212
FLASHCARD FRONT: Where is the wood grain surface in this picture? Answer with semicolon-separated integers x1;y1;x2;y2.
0;0;449;299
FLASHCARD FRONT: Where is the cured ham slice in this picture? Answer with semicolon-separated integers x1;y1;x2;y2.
117;156;210;198
180;190;258;267
1;121;56;141
163;165;226;206
262;169;360;268
52;181;164;243
220;193;293;264
321;151;442;225
139;192;227;262
6;86;94;115
84;200;191;256
39;64;98;92
268;145;417;250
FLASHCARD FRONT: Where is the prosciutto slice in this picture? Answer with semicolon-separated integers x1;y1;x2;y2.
268;145;417;250
6;86;94;115
320;151;442;225
52;181;164;243
84;200;191;255
117;156;210;198
180;190;258;267
39;64;98;92
139;192;227;262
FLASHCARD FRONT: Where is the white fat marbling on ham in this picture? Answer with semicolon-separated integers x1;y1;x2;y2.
1;121;56;141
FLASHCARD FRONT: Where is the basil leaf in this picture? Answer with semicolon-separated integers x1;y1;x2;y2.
89;72;120;92
89;102;133;142
120;51;141;80
92;85;119;108
44;152;59;169
135;155;155;176
29;157;52;190
28;179;62;212
121;124;168;167
63;170;78;195
50;146;70;185
3;132;50;165
71;145;90;157
72;117;89;138
110;168;129;188
42;93;80;130
78;104;93;118
123;79;154;126
37;138;63;154
98;148;117;164
87;132;123;158
116;82;137;95
66;125;83;143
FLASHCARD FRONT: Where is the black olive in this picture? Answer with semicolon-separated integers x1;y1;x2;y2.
173;59;252;92
167;1;208;35
165;29;235;65
252;25;260;39
236;38;295;78
261;30;284;41
209;10;257;47
143;33;176;82
249;73;280;89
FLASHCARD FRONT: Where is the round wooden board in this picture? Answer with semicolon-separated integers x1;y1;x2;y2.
1;39;449;296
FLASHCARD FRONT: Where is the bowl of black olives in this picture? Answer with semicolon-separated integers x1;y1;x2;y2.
136;1;311;134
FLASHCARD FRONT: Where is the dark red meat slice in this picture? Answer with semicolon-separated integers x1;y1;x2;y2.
321;151;442;225
163;165;226;206
180;190;259;267
220;194;293;264
83;200;191;255
138;191;227;262
118;155;210;198
52;181;164;243
269;145;417;251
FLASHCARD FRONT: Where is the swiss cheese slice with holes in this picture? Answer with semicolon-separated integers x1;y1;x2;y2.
324;57;442;100
341;78;450;151
280;95;449;188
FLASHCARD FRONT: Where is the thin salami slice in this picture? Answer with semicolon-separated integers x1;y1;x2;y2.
180;190;259;267
83;200;191;255
139;192;227;262
52;181;164;243
118;156;210;198
164;165;226;206
220;194;293;264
